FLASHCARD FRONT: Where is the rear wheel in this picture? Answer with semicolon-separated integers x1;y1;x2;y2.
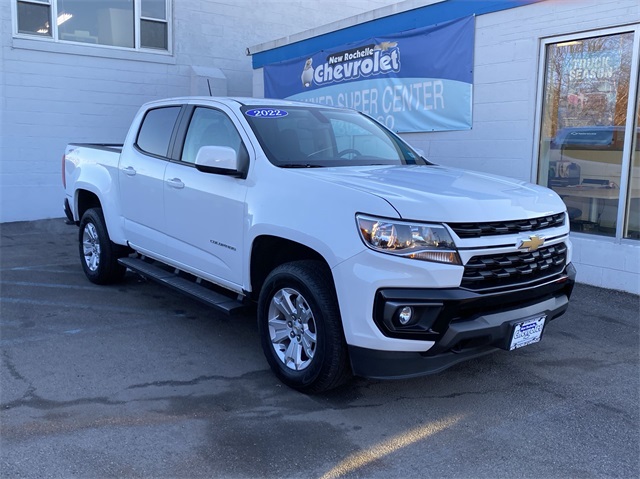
257;260;350;393
79;208;127;284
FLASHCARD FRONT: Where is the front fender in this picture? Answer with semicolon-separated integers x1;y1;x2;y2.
242;161;400;292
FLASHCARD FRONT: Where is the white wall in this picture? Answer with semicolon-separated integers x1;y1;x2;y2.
570;236;640;293
0;0;399;223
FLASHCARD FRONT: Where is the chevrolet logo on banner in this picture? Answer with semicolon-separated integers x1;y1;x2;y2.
518;235;545;252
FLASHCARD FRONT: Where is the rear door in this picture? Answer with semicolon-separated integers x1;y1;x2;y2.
119;105;182;256
162;105;250;289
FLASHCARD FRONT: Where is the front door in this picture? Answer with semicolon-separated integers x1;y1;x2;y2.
163;106;249;288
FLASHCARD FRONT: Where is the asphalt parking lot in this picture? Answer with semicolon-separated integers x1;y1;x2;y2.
1;218;638;479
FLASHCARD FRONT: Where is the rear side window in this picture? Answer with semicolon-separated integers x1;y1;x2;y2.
136;107;181;157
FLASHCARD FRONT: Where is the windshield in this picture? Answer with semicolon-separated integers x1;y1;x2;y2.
241;105;427;168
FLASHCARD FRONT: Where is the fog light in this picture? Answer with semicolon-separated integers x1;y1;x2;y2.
398;306;413;325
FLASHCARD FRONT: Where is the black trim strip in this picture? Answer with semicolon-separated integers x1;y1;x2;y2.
68;143;123;152
447;212;566;238
170;105;194;161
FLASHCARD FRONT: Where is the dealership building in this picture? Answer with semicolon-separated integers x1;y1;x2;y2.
2;0;639;294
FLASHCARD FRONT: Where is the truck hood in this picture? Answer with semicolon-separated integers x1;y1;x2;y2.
300;165;564;222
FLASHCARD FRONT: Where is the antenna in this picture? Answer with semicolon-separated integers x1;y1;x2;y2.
207;79;213;96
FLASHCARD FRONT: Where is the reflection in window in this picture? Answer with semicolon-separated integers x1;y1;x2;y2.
537;32;635;238
624;89;640;239
330;118;399;158
17;0;52;37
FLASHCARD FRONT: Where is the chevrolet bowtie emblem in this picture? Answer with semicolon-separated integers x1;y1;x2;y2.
518;235;545;252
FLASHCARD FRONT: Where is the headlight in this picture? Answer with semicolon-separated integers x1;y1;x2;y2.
356;214;460;265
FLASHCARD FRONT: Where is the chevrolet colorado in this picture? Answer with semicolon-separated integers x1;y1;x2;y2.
63;97;575;392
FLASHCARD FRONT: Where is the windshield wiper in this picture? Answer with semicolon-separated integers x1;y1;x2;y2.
278;163;323;168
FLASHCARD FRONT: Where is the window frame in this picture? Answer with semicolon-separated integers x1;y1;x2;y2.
11;0;172;54
532;23;640;242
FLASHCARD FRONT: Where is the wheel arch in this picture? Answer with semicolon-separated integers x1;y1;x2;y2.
75;189;102;223
249;235;334;301
73;182;127;245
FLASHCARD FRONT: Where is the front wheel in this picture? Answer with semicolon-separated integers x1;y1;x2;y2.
257;261;351;393
78;208;127;284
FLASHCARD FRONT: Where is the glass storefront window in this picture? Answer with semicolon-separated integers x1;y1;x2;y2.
624;89;640;239
537;32;635;237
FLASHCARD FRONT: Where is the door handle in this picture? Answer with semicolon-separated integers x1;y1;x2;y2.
123;166;136;176
166;178;185;189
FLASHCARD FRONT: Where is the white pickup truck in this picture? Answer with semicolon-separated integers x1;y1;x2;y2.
63;97;576;392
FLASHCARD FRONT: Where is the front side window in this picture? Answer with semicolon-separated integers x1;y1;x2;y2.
14;0;170;51
182;107;247;166
537;31;637;238
242;106;425;168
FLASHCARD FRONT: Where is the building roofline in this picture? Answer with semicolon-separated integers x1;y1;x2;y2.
246;0;443;56
247;0;544;69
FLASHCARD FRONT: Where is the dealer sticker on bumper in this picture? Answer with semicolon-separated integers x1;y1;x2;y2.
510;315;546;351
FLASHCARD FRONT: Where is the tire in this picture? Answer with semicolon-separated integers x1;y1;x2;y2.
78;208;127;285
257;260;351;393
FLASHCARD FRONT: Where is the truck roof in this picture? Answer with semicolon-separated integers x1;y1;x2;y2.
142;96;335;109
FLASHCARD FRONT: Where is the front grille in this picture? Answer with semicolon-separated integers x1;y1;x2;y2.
462;243;567;291
448;213;565;238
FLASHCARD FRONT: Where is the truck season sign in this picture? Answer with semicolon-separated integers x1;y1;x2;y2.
263;16;474;133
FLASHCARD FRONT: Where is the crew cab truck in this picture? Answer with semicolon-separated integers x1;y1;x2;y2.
63;97;576;393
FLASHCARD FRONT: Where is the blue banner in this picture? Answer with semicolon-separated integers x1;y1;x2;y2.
263;16;474;133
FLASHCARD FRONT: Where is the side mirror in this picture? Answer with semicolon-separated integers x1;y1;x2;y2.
195;145;241;176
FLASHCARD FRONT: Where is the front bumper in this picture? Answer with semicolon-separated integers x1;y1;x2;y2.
349;263;576;379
